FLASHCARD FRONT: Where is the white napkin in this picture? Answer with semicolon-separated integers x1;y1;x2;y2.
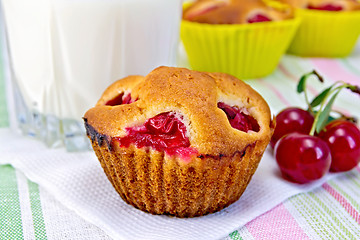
0;128;340;240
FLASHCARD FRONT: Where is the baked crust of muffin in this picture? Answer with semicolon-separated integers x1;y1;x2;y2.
84;66;275;217
183;0;294;24
85;67;273;156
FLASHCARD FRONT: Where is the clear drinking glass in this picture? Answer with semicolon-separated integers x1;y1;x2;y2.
1;0;182;151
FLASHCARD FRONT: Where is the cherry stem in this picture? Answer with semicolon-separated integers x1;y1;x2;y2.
298;70;323;116
309;82;353;136
308;87;334;136
297;70;360;135
304;87;312;115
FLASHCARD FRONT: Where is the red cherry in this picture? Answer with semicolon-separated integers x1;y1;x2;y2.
318;120;360;172
218;102;260;132
308;4;343;11
270;107;314;148
115;112;198;158
105;93;136;106
247;14;272;23
274;132;332;184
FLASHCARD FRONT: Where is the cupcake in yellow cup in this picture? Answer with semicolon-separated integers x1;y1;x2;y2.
283;0;360;57
180;0;301;79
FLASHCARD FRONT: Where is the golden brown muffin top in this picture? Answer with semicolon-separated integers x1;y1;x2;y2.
183;0;294;24
280;0;360;10
84;66;274;156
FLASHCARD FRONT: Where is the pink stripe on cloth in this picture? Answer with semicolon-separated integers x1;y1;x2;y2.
311;59;360;86
258;79;291;107
322;183;360;224
246;203;310;240
275;64;351;116
278;64;319;96
283;61;351;116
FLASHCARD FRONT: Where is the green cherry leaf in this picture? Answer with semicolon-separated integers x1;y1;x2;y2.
297;74;307;94
312;110;336;123
310;86;333;108
297;70;324;94
315;91;340;133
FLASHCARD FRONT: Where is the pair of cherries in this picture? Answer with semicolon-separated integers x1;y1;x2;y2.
271;71;360;184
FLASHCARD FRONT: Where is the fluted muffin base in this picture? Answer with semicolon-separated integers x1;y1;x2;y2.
90;137;264;218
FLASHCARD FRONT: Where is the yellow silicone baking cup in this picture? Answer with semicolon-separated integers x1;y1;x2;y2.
287;9;360;57
180;18;300;79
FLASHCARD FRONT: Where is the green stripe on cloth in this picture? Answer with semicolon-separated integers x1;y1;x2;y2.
330;178;360;213
344;172;360;198
28;180;48;240
320;183;360;236
229;230;243;240
0;35;9;127
341;59;360;76
306;191;347;239
0;164;24;239
290;193;335;239
290;190;356;239
0;64;9;128
347;172;360;191
308;192;354;239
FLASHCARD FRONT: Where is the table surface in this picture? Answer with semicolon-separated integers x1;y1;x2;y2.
2;43;360;240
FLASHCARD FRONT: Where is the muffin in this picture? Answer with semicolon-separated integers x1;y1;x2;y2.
180;0;300;79
283;0;360;57
83;66;274;217
283;0;360;11
183;0;294;23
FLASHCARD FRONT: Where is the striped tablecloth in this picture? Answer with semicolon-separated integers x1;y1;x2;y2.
1;46;360;239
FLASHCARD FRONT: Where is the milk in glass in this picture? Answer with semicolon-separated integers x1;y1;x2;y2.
1;0;182;151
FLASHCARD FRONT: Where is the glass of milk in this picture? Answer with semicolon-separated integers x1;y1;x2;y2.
1;0;183;151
